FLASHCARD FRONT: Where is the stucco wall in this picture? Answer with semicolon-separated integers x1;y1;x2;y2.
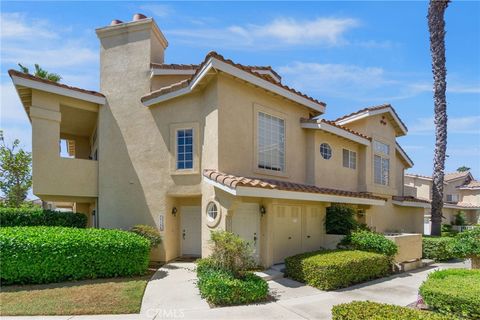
365;200;424;234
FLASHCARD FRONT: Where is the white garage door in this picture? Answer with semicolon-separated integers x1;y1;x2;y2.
273;205;302;264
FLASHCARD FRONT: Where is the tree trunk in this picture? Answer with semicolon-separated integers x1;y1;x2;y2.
471;256;480;269
428;0;450;237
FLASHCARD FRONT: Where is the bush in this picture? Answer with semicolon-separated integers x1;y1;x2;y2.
332;301;451;320
0;207;87;228
130;224;161;247
285;250;391;290
451;228;480;268
422;236;457;261
0;226;150;284
325;204;358;235
420;269;480;318
208;230;255;276
453;211;466;226
196;258;268;305
348;231;398;257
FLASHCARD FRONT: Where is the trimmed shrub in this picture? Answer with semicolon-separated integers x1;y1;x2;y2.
451;228;480;268
422;236;456;261
208;230;255;276
0;226;150;284
332;301;451;320
196;258;268;306
453;211;466;226
420;269;480;318
348;231;398;257
0;207;87;228
285;250;391;290
130;224;162;247
325;204;358;235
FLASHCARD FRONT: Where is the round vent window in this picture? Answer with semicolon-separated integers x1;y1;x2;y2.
320;143;332;160
206;202;218;222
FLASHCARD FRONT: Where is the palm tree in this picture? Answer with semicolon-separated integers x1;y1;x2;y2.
428;0;450;236
18;63;62;83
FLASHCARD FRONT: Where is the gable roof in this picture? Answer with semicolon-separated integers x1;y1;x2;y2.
203;169;386;206
300;118;371;145
8;69;105;104
457;180;480;190
445;171;473;182
334;104;408;137
150;62;282;82
142;51;326;113
395;142;414;168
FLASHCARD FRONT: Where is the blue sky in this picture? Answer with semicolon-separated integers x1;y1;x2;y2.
1;1;479;180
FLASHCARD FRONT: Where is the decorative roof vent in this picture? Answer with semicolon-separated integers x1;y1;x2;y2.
110;19;123;26
133;13;147;21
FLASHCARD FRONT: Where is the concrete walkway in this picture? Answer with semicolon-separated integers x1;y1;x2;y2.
2;260;470;320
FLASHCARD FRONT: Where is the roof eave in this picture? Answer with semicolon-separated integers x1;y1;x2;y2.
300;122;370;146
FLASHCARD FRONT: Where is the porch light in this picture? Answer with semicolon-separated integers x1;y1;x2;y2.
171;207;177;217
260;205;266;216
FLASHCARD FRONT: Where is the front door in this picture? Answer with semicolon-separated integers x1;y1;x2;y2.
181;206;201;256
232;203;260;262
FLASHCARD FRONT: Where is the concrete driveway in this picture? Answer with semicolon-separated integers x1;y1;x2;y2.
3;260;469;320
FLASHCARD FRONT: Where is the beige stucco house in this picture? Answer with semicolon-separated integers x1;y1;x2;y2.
405;171;480;232
8;15;426;267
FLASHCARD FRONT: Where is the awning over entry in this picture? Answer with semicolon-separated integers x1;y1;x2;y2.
203;169;386;206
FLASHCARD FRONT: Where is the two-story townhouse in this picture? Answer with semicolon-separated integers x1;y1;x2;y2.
8;15;426;267
405;171;480;232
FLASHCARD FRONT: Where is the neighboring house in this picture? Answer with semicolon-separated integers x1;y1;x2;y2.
404;171;480;232
8;15;426;267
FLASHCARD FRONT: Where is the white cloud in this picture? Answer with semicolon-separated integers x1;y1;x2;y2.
0;12;57;39
409;82;480;94
409;116;480;135
0;82;29;123
168;17;359;49
139;4;173;18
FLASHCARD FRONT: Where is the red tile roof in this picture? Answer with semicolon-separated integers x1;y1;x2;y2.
458;180;480;189
143;51;325;109
392;196;431;204
334;104;408;133
8;69;105;98
300;118;371;141
203;169;386;201
150;62;282;81
445;171;472;182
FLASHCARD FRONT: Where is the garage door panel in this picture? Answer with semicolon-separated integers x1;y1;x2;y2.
273;205;302;263
303;206;324;252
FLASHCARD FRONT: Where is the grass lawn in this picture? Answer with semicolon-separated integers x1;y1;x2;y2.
0;271;154;316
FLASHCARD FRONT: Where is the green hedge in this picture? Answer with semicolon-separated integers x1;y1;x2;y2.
285;250;391;290
349;231;398;257
419;269;480;319
422;237;457;261
332;301;451;320
196;258;268;306
0;226;150;284
0;208;87;228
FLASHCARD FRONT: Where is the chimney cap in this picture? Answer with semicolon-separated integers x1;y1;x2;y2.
110;19;123;26
133;13;147;21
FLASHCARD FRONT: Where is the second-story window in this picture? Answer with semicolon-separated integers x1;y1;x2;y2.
374;140;390;185
176;128;193;170
258;112;285;172
446;194;459;202
342;149;356;169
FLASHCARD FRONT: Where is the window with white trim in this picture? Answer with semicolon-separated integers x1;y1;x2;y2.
342;149;356;169
373;141;390;185
257;112;285;172
320;143;332;160
176;128;193;170
446;194;459;202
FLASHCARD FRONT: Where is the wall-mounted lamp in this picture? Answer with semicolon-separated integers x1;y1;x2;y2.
260;205;266;217
171;207;177;217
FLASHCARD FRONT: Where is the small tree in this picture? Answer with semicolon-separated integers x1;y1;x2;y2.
453;211;466;226
18;63;62;82
456;166;470;172
451;228;480;269
0;133;32;207
325;204;358;235
208;230;255;277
